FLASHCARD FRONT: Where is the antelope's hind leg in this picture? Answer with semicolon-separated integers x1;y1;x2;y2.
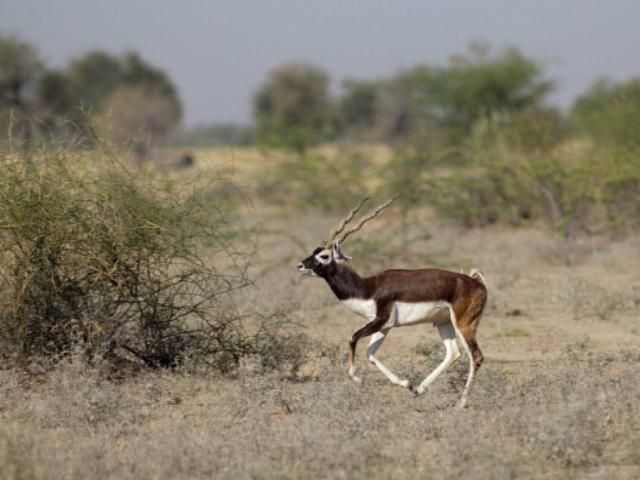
449;308;477;409
415;321;461;395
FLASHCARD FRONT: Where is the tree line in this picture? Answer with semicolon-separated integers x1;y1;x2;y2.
253;43;640;153
0;34;181;157
3;34;640;155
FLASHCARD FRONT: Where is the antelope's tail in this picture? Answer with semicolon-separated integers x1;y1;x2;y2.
469;268;486;287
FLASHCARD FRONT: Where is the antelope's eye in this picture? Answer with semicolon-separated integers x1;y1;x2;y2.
319;254;330;261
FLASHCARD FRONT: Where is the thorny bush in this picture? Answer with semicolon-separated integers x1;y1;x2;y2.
0;144;287;373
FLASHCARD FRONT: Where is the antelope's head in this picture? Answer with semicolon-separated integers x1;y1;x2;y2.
297;196;397;278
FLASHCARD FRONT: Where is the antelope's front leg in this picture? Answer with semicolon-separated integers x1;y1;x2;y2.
366;329;412;390
348;318;386;384
348;337;361;384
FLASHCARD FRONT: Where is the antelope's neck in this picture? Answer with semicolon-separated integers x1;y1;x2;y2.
323;264;367;301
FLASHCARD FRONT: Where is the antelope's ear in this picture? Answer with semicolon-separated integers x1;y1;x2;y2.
332;241;351;263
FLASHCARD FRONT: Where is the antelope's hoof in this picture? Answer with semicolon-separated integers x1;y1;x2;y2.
350;375;362;385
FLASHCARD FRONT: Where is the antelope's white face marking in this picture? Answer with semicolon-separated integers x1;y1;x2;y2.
341;298;377;322
297;265;317;276
297;247;332;276
315;248;333;265
297;242;353;277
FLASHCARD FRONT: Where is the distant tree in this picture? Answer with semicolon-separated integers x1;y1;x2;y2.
61;50;181;123
97;86;181;160
372;66;439;144
66;51;123;113
571;77;640;148
349;44;552;147
254;63;331;151
0;34;43;141
38;70;73;120
36;50;182;148
120;52;180;108
0;35;42;109
0;38;182;149
337;79;378;138
427;43;553;141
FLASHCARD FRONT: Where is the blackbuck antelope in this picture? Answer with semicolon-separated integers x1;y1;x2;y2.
297;197;487;408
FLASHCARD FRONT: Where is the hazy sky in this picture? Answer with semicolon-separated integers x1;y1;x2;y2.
2;0;639;126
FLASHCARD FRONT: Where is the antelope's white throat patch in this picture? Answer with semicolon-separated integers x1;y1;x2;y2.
341;298;377;321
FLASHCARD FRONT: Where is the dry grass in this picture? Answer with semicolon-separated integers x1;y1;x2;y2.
2;148;640;479
170;144;392;191
1;352;639;479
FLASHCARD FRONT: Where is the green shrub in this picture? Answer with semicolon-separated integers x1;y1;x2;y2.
572;78;640;148
426;163;513;226
0;144;255;370
253;63;333;152
397;146;640;235
426;44;553;142
438;156;562;226
469;107;567;154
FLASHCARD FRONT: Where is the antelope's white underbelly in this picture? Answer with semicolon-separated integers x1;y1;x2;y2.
340;298;452;326
392;301;451;326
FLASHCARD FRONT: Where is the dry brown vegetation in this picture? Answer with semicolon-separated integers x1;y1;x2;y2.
2;151;640;478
